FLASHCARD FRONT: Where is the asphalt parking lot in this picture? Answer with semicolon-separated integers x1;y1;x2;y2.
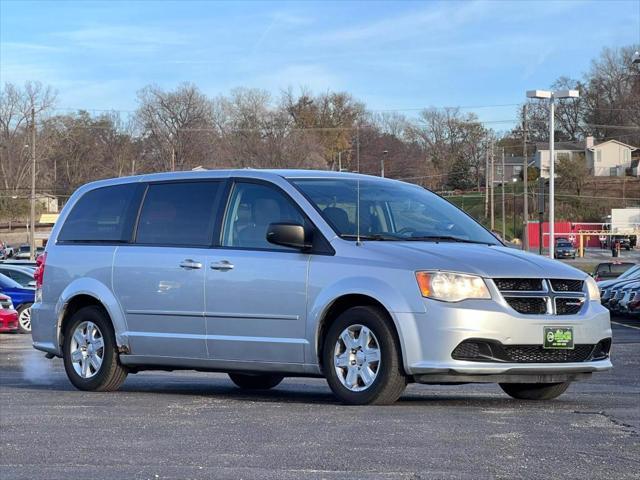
1;321;639;480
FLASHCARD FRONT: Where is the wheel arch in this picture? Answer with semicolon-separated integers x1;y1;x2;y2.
314;293;407;375
56;278;129;352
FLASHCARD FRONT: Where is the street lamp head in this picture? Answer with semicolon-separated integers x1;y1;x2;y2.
633;51;640;65
526;90;552;99
555;89;580;99
383;150;388;155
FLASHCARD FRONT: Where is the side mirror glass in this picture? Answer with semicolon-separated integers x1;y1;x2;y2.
266;222;312;250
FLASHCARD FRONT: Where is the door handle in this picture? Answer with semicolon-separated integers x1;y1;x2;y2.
211;260;234;271
179;259;203;270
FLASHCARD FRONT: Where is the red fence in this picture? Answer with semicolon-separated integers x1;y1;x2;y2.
527;222;606;249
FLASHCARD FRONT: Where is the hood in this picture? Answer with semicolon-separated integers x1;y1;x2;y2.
361;242;586;279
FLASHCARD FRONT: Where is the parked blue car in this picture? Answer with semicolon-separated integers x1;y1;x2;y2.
0;273;35;334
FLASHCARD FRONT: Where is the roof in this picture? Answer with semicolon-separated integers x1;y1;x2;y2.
502;155;529;165
535;141;584;151
74;168;402;193
587;139;638;151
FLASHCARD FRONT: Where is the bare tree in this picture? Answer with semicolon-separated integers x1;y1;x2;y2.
0;81;56;192
136;83;215;171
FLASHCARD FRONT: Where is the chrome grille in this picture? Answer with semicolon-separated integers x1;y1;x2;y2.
494;278;543;291
495;278;586;315
505;297;547;314
550;279;584;292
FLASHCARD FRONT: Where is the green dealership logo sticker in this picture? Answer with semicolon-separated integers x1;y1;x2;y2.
544;327;574;349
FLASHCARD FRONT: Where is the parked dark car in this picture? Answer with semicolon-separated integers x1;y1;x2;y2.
613;236;632;251
0;273;35;334
554;241;576;259
593;262;634;282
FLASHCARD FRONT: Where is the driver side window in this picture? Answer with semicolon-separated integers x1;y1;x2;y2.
222;182;305;250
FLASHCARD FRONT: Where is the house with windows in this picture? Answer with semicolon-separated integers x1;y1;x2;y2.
534;137;638;178
494;154;536;182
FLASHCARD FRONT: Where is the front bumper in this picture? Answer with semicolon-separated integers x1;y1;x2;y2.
393;298;612;380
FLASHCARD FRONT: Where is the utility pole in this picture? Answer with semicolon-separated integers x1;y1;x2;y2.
548;97;555;258
522;104;528;251
501;147;506;239
338;151;342;172
171;146;176;172
29;107;36;261
490;141;495;231
484;145;489;219
381;150;388;178
356;126;360;173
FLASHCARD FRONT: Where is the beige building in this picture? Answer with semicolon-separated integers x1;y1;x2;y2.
586;139;637;177
534;137;638;178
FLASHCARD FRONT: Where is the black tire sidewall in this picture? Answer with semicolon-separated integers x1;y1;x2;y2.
62;306;118;391
323;306;403;405
228;373;284;390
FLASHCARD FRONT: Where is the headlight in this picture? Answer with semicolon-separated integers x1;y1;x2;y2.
415;271;491;302
585;276;600;301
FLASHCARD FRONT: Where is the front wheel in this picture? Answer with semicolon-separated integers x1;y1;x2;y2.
323;306;407;405
62;306;128;391
17;303;32;334
499;382;571;400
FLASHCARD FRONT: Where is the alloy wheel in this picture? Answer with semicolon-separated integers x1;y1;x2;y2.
18;307;31;332
333;324;381;392
70;321;105;379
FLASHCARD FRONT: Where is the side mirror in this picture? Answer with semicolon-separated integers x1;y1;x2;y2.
266;222;312;250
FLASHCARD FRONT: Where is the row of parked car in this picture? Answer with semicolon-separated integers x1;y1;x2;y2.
596;262;640;317
0;260;36;334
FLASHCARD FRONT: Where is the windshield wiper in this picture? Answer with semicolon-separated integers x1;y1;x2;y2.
404;235;494;245
339;233;405;241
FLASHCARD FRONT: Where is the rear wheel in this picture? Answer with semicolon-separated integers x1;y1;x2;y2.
323;306;407;405
499;382;571;400
62;306;128;391
17;303;32;334
228;373;284;390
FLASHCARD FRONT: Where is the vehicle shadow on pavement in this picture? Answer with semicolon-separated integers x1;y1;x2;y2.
8;378;552;407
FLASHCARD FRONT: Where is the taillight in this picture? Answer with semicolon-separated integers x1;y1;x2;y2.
34;252;46;289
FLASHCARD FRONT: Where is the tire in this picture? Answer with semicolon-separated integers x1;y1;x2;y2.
322;306;407;405
17;303;32;334
62;305;128;392
228;373;284;390
499;382;571;400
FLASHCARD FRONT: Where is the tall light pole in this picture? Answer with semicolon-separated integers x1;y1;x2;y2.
381;150;388;178
526;89;579;259
522;104;528;251
30;107;36;261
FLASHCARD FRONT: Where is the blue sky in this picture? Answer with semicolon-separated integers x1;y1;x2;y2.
1;0;638;128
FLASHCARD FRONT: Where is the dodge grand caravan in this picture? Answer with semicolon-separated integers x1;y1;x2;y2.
31;170;612;405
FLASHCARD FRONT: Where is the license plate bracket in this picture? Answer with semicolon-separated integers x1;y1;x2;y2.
543;326;574;349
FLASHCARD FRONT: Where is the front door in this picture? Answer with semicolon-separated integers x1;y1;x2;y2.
205;181;309;364
113;180;223;358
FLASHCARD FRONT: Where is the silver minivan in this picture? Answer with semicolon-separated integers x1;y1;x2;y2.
31;170;612;404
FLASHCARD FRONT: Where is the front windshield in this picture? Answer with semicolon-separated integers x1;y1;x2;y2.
290;177;500;245
557;242;572;248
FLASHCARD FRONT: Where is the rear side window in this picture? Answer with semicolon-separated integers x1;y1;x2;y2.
135;181;221;247
58;184;141;243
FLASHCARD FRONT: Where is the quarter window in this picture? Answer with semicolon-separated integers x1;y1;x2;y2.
136;182;221;246
222;182;305;250
58;183;141;243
